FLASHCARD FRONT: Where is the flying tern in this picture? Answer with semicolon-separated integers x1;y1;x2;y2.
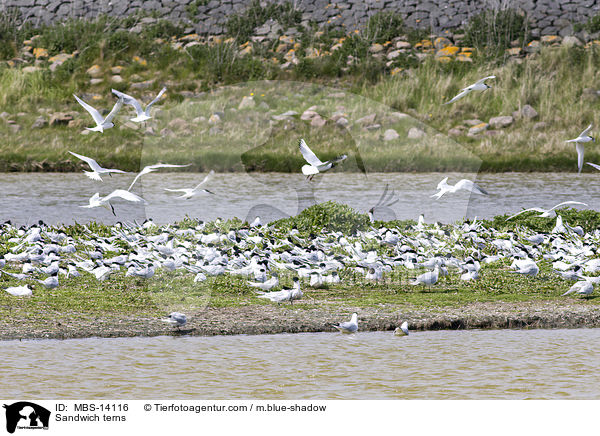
128;163;191;191
506;201;588;221
111;87;167;123
68;151;127;181
431;177;488;199
73;94;123;132
444;76;496;105
566;124;594;173
81;189;147;216
298;139;347;180
165;170;215;199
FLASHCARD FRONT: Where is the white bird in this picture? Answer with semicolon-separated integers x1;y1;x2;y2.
509;260;539;277
73;94;123;132
69;151;127;181
444;76;496;105
256;287;293;304
247;275;279;291
250;216;262;228
298;139;347;180
111;87;167;122
411;266;440;286
127;163;191;191
431;177;488;199
81;189;147;215
332;312;358;333
506;201;588;220
165;170;215;199
4;285;32;296
394;321;409;336
163;312;187;329
566;124;594;173
562;280;594;297
36;275;59;289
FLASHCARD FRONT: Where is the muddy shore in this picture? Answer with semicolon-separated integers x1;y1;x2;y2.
2;301;599;341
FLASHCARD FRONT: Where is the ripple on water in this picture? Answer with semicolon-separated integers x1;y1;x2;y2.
1;329;600;399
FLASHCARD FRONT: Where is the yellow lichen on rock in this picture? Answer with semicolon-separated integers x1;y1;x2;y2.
33;47;48;59
436;46;459;56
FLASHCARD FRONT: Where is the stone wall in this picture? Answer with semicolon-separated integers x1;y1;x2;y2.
2;0;600;37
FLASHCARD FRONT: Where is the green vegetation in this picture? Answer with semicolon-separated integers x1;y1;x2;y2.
463;8;530;59
225;0;302;43
1;206;599;339
484;208;600;233
0;7;599;173
273;201;371;234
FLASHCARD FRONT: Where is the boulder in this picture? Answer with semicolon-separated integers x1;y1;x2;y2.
86;64;102;78
31;116;47;129
49;112;73;126
489;115;514;129
383;129;399;141
238;96;256;109
301;110;318;121
369;43;384;53
513;104;538;120
468;123;489;135
356;113;376;125
311;116;327;127
562;36;582;47
407;127;425;139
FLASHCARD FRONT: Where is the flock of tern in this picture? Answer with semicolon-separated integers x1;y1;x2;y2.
1;74;598;335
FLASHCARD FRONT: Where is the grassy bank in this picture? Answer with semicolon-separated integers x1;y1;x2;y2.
1;11;600;172
1;204;600;340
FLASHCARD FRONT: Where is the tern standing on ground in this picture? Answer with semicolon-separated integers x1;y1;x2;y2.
332;312;358;333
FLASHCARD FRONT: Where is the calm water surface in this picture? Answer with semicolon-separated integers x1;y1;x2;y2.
1;329;599;399
1;172;599;226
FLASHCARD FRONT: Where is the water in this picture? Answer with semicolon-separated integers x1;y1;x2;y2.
1;172;599;226
1;329;599;399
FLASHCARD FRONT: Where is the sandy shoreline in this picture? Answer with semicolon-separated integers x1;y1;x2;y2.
3;301;600;341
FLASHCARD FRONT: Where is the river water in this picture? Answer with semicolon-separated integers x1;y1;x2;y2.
1;172;598;226
1;329;599;399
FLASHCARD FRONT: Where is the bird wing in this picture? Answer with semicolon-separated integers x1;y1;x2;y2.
193;170;214;191
164;188;190;194
547;201;588;212
128;163;191;191
298;139;324;166
326;154;347;165
586;162;600;171
505;207;546;220
73;94;104;126
455;179;488;195
436;177;449;190
102;189;147;204
68;151;102;172
444;88;470;105
104;97;124;123
111;89;143;115
576;143;585;173
475;75;496;85
580;124;593;137
144;87;167;116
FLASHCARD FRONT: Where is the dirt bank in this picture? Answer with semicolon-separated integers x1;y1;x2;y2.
2;301;599;341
